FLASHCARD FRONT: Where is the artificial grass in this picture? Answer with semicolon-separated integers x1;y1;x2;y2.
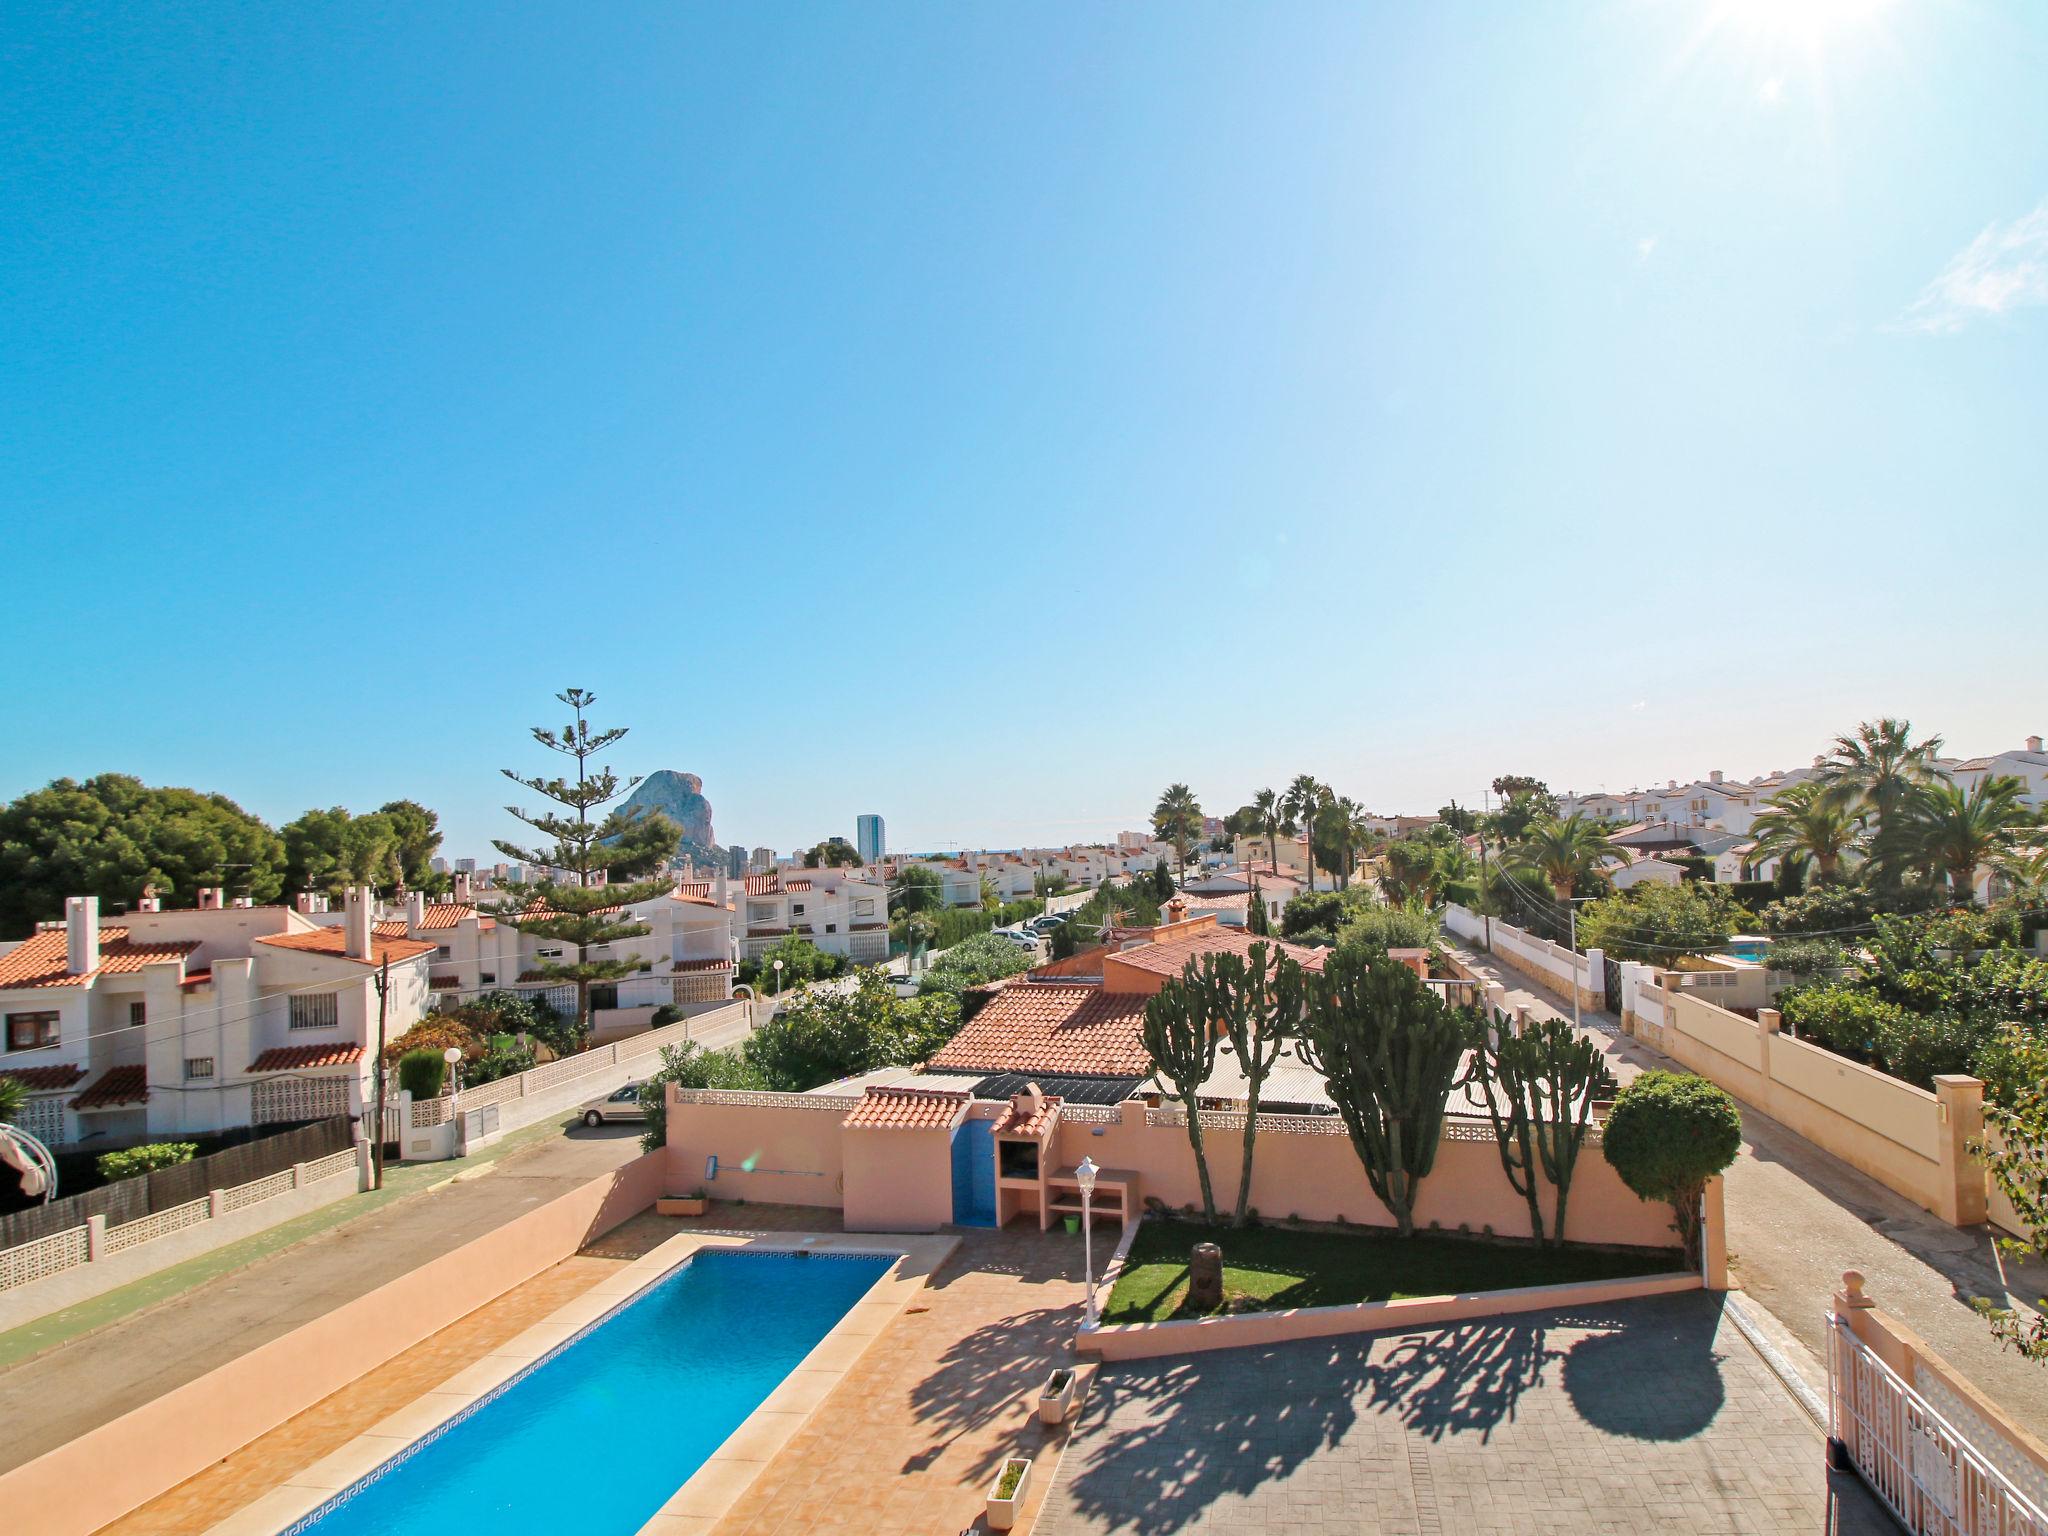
1101;1217;1684;1324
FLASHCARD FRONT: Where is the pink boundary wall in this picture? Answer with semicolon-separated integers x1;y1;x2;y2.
1081;1270;1706;1361
667;1093;1685;1251
0;1151;667;1536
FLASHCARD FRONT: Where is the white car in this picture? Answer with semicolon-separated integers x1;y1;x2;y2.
580;1082;646;1126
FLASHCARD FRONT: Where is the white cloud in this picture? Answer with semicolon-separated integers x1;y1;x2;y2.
1897;200;2048;335
1758;76;1784;105
1637;235;1659;260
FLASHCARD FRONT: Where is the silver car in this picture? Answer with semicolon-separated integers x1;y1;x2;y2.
580;1082;646;1127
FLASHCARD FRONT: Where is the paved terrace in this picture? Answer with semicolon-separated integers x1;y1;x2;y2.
1448;940;2048;1441
1038;1291;1893;1535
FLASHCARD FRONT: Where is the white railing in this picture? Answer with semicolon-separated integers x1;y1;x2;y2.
0;1224;88;1290
0;1146;363;1295
1829;1314;2048;1535
1057;1103;1126;1125
103;1197;211;1255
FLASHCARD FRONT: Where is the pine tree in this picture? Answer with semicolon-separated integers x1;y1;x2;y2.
489;689;681;1036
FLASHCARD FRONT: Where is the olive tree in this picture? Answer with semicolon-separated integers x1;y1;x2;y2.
1296;947;1474;1237
1600;1070;1741;1267
1463;1013;1617;1246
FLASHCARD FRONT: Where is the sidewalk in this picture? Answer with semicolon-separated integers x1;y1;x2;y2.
1448;941;2048;1440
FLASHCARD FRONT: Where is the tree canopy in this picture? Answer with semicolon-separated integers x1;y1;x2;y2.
0;774;288;936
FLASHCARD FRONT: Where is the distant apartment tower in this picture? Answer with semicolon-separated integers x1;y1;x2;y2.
728;844;748;878
856;814;886;863
455;857;477;873
749;847;777;872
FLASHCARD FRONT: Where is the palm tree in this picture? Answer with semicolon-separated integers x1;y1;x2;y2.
1379;837;1440;906
1318;796;1372;890
1995;845;2048;905
1252;787;1282;876
1282;775;1327;888
1505;814;1623;902
1820;718;1945;885
1906;775;2036;903
1152;783;1204;880
1747;781;1862;886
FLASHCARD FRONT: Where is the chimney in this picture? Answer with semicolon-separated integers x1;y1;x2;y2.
1166;896;1188;926
2029;735;2043;754
295;892;317;914
232;896;254;909
453;870;473;904
136;885;162;914
65;896;101;975
344;886;374;961
715;867;729;910
406;891;426;929
197;886;225;910
1666;779;1677;790
1709;769;1723;785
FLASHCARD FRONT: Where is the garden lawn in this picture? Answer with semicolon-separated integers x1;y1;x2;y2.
1101;1217;1684;1323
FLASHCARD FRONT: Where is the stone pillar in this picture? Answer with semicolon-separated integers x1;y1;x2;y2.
1931;1074;1987;1228
355;1135;374;1192
1699;1176;1728;1290
1583;946;1606;1012
86;1213;107;1262
208;1188;226;1219
291;1160;308;1190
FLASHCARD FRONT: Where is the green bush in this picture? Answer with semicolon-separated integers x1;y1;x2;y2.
743;970;961;1092
1724;880;1780;909
737;937;843;990
918;932;1033;998
1776;984;1906;1064
397;1049;447;1099
1763;938;1852;978
96;1142;199;1181
1601;1071;1741;1265
1334;903;1439;955
637;1040;768;1150
1871;1010;1991;1092
1759;884;1877;937
1574;882;1749;965
1972;1023;2048;1108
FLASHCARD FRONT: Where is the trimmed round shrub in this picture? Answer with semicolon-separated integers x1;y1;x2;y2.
1601;1071;1741;1265
397;1049;448;1099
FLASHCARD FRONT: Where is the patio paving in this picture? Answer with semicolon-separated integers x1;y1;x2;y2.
1036;1290;1899;1535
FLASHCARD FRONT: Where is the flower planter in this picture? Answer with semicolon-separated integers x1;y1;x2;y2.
986;1456;1032;1530
1036;1367;1077;1425
656;1196;708;1217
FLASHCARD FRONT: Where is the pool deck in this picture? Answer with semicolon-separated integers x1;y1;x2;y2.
187;1223;958;1536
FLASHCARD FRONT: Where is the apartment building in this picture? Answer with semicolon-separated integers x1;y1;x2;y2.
0;888;433;1150
736;869;890;965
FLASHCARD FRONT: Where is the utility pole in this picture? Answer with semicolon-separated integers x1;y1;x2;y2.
1567;899;1583;1035
1480;789;1492;952
371;957;390;1190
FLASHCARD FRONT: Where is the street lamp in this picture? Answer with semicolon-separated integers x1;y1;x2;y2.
772;958;784;998
1075;1156;1099;1327
443;1045;464;1098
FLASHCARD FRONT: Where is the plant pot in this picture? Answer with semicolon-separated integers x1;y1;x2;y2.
1036;1367;1077;1426
986;1456;1032;1530
656;1196;708;1217
1063;1214;1080;1235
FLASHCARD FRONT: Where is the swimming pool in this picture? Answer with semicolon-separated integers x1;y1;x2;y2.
286;1248;892;1536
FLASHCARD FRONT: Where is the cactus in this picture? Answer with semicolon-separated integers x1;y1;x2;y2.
1142;964;1224;1222
1296;947;1474;1238
1177;943;1311;1228
1461;1013;1616;1245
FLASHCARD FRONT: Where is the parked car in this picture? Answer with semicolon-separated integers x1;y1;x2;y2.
581;1082;646;1126
992;929;1041;950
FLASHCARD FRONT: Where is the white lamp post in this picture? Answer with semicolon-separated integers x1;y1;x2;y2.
443;1045;464;1098
772;958;784;997
1075;1155;1099;1327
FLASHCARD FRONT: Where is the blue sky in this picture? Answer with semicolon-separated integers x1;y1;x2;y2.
4;2;2044;859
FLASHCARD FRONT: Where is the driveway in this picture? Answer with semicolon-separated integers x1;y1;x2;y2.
1038;1291;1896;1534
1449;942;2048;1441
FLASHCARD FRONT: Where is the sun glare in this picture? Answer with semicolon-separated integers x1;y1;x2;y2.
1706;0;1896;53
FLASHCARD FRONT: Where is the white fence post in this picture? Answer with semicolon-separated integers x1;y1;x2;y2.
355;1136;374;1192
208;1188;227;1220
85;1214;107;1263
291;1160;308;1190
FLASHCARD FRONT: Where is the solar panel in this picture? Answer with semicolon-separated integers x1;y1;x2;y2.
969;1072;1138;1107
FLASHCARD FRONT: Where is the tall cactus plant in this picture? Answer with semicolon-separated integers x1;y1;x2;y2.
1462;1013;1616;1245
1178;943;1309;1227
1143;963;1224;1222
1297;947;1474;1237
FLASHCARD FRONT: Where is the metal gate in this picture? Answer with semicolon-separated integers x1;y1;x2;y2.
1828;1313;2048;1535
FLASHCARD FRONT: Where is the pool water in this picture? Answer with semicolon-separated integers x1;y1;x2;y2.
289;1249;890;1536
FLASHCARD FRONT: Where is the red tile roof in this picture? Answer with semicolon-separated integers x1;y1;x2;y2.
373;921;410;940
1106;928;1328;982
672;957;733;972
253;928;438;966
0;1063;88;1092
71;1064;148;1110
990;1094;1062;1138
842;1085;970;1131
415;903;476;931
0;928;200;990
248;1043;364;1073
743;874;783;896
927;983;1153;1079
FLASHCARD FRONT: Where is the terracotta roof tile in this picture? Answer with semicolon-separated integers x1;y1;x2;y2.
744;874;783;896
0;1063;88;1092
0;928;200;990
1105;928;1327;981
927;983;1153;1079
990;1094;1062;1138
842;1085;971;1131
248;1043;364;1073
415;903;476;930
253;928;438;967
672;958;732;973
71;1064;148;1110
